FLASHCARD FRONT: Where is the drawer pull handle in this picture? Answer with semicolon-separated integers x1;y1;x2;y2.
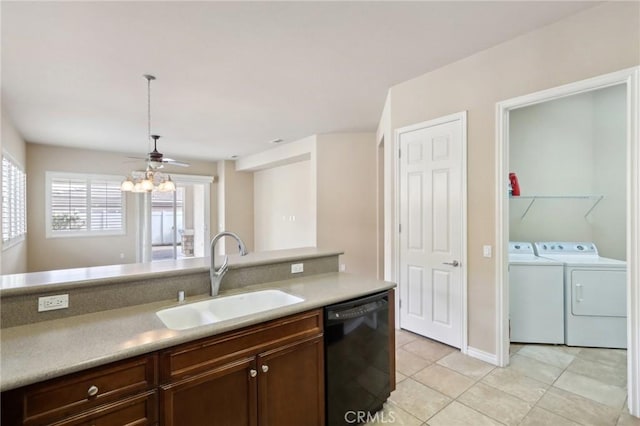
249;369;257;378
87;385;99;397
261;365;269;373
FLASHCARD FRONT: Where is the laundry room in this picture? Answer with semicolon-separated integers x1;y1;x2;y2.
509;83;627;258
507;82;628;349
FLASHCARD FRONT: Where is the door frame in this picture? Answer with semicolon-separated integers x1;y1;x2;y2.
495;67;640;416
137;173;213;262
394;111;468;354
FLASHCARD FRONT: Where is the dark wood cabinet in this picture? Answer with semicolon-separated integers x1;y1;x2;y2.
2;303;352;426
50;391;157;426
160;357;257;426
158;309;324;426
257;336;324;426
1;355;158;426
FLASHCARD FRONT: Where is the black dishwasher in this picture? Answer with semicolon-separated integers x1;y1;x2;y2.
324;291;390;425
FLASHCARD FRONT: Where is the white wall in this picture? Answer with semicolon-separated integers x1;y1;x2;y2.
509;85;626;260
1;108;28;274
217;160;254;254
238;132;378;278
592;84;627;260
316;133;377;278
509;90;596;243
254;160;314;251
382;1;639;353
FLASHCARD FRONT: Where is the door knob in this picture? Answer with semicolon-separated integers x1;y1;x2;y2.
261;365;269;373
443;260;460;267
249;369;257;378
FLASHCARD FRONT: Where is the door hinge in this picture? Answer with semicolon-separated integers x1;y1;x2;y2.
399;299;402;308
398;149;401;159
399;223;401;233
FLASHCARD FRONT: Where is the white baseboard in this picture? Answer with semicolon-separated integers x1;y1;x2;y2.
466;346;499;366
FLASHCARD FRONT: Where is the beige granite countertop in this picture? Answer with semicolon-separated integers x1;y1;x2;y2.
0;272;395;392
0;247;342;296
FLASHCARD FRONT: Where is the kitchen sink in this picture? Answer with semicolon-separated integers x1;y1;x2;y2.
156;289;304;330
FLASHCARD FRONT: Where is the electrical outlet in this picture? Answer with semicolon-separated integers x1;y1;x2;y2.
38;294;69;312
291;263;304;274
483;245;492;258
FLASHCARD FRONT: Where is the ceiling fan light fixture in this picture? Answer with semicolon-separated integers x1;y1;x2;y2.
121;74;177;193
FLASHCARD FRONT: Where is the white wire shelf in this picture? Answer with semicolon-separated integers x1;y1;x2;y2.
510;195;604;220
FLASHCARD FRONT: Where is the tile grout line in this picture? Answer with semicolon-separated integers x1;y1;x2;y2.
396;337;630;425
509;344;628;425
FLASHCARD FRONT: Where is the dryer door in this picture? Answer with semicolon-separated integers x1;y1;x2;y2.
571;269;626;317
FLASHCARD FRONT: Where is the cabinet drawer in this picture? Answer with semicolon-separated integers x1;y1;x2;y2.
161;309;322;381
51;391;157;426
22;355;157;425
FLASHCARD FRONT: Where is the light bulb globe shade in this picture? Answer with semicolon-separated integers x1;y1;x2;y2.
162;177;176;192
121;179;134;192
140;179;154;192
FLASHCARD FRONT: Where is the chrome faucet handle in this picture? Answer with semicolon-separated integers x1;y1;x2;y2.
216;255;229;276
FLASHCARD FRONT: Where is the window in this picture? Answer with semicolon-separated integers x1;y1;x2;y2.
2;154;27;247
46;172;126;238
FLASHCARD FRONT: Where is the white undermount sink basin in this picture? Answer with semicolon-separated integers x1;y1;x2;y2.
156;289;304;330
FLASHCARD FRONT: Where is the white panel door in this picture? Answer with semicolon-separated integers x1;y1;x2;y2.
399;119;463;348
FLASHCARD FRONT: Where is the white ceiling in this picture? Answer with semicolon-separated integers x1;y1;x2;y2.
2;1;596;162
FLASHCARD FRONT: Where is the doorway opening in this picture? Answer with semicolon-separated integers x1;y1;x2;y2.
151;187;184;260
139;174;212;262
496;67;640;416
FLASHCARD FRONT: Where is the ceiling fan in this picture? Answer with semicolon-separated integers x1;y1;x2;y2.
121;74;189;193
128;134;190;169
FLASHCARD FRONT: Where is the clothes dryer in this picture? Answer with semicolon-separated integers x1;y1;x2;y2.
535;242;627;349
509;242;564;344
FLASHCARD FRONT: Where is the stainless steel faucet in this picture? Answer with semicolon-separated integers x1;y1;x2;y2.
210;231;248;296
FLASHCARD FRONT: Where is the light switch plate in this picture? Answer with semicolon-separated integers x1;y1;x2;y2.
291;263;304;274
483;245;492;258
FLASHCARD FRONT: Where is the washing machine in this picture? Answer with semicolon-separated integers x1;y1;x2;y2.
535;242;627;349
509;242;565;344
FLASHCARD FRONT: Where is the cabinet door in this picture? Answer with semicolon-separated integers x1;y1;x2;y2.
257;336;324;426
160;357;257;426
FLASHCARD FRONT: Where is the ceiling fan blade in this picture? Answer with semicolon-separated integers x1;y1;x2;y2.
127;156;149;161
163;158;191;167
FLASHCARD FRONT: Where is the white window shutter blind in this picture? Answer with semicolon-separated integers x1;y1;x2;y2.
90;180;123;231
2;155;27;244
50;178;88;231
46;172;125;237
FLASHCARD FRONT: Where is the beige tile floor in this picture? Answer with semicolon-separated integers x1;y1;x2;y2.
366;329;640;426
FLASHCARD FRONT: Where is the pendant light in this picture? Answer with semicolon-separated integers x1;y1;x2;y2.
121;74;176;193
